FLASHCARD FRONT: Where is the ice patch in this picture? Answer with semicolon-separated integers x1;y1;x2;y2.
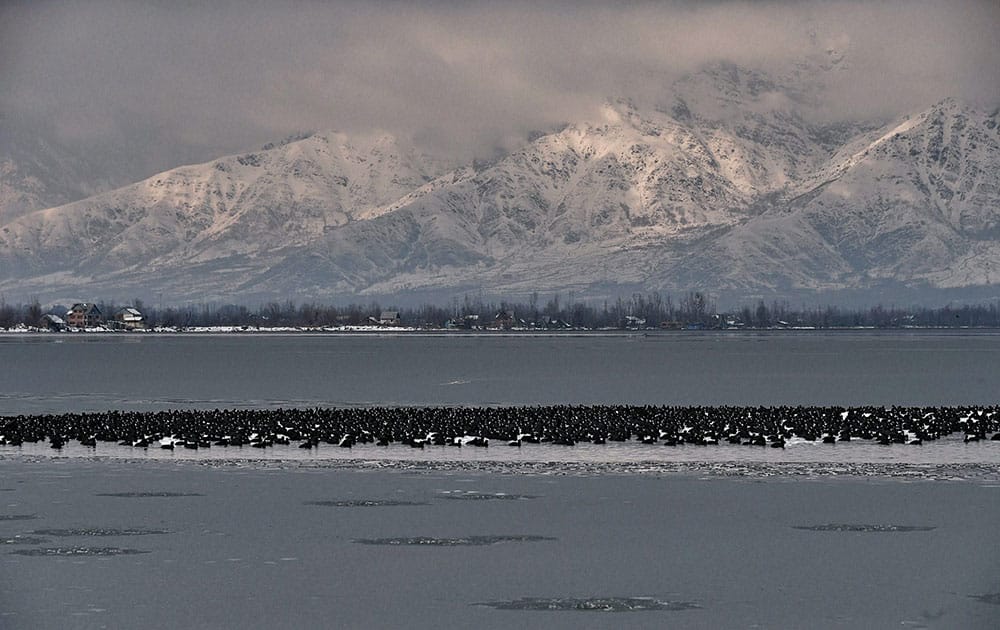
970;593;1000;606
10;546;151;556
305;499;428;507
438;492;538;501
31;527;170;537
96;492;204;497
475;597;700;612
793;524;936;532
0;535;48;545
353;535;555;546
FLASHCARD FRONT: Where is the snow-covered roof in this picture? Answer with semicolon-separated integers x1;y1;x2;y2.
68;303;101;315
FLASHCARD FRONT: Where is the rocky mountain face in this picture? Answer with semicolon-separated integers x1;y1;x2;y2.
0;131;447;299
677;98;1000;294
1;63;998;306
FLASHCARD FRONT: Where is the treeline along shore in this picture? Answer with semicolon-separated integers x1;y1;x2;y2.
6;292;1000;331
3;405;998;450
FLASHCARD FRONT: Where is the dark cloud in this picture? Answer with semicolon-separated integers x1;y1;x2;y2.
2;0;998;180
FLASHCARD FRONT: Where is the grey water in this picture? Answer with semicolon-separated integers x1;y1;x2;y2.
3;335;1000;630
2;330;999;415
3;460;998;630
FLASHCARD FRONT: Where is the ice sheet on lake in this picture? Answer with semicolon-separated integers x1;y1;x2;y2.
438;491;538;500
353;535;556;546
96;492;204;497
10;546;151;556
792;524;936;532
970;593;1000;606
0;536;48;545
305;499;428;507
475;597;701;612
31;528;169;537
0;514;38;521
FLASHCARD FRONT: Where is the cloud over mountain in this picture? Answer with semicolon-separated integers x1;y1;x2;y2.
2;1;997;183
1;60;997;306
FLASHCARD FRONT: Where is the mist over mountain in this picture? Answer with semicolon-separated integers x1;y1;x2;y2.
1;55;998;307
0;123;136;225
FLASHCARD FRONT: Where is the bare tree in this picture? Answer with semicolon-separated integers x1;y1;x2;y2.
27;298;42;325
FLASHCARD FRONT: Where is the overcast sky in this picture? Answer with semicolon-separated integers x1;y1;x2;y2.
2;0;998;180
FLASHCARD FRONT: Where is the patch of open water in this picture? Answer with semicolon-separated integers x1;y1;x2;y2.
3;331;1000;414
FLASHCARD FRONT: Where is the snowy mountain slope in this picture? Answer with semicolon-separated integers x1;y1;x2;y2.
674;100;1000;292
2;76;816;299
0;131;446;277
257;66;883;298
0;60;998;305
289;96;1000;299
218;95;805;298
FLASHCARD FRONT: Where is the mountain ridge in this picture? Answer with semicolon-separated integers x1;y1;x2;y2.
1;64;998;306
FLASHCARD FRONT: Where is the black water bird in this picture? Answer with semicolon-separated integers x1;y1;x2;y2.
0;404;995;456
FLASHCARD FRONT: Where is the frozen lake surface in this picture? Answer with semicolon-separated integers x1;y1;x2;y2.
3;331;999;628
3;330;1000;414
1;459;998;630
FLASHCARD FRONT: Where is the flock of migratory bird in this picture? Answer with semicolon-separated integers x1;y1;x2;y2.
1;405;999;450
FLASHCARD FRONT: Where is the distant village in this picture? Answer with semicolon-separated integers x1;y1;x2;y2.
32;303;585;332
39;303;144;332
3;292;1000;332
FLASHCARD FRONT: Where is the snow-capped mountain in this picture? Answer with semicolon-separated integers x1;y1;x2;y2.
676;98;1000;293
0;131;446;283
1;63;998;306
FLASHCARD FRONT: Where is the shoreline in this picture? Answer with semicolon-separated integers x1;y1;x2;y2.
4;452;999;482
6;326;1000;335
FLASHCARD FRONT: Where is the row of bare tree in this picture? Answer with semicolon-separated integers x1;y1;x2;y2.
3;292;1000;330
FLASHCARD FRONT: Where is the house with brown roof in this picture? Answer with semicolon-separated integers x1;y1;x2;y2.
491;310;515;330
66;303;103;328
